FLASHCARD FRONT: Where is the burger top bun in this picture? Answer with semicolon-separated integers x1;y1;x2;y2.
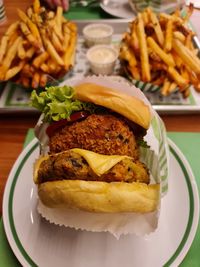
74;83;151;130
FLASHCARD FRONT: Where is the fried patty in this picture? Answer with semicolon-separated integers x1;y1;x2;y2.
37;151;150;184
49;114;139;159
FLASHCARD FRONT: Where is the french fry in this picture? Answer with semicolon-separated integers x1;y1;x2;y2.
5;21;19;36
160;12;183;24
40;7;46;13
66;21;77;33
188;71;200;91
176;22;191;37
142;9;149;26
25;47;35;58
40;63;49;73
180;66;190;81
46;58;55;72
18;39;26;59
46;39;64;66
27;7;33;19
51;31;64;53
52;19;63;42
33;51;49;68
0;21;19;61
150;62;167;71
0;36;9;62
63;32;77;69
171;51;183;68
182;87;190;98
148;47;161;62
185;32;193;50
69;47;76;68
164;18;173;52
130;23;140;54
173;31;186;43
32;72;40;88
48;11;55;20
17;9;42;44
183;3;194;23
40;73;47;87
33;0;40;14
19;22;39;48
136;13;151;82
161;78;171;96
8;29;19;46
4;61;25;80
1;37;22;73
167;66;188;88
148;7;164;47
63;24;71;50
56;6;63;36
172;38;200;74
192;48;199;56
173;8;181;18
147;37;175;66
168;82;177;94
127;65;141;80
120;45;137;67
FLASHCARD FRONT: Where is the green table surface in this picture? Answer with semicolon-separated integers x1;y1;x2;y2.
0;131;200;266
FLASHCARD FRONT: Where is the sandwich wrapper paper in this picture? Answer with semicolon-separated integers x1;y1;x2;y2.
36;76;169;239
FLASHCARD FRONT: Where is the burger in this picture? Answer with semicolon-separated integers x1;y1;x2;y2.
31;82;160;213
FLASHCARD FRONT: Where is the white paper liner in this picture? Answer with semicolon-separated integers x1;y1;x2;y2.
35;75;169;238
38;200;159;239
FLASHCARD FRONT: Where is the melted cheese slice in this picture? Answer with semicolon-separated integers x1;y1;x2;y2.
71;148;130;176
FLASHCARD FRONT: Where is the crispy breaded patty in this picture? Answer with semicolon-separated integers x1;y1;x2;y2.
37;151;150;184
49;114;139;159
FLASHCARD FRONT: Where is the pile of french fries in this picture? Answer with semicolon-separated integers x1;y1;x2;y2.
0;0;77;89
119;4;200;97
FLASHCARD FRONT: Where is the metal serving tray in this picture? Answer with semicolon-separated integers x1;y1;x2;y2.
0;19;200;115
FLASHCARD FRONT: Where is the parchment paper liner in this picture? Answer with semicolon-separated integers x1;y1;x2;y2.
35;75;169;239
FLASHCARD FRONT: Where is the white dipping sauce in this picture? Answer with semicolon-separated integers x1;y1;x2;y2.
88;47;116;64
85;27;110;38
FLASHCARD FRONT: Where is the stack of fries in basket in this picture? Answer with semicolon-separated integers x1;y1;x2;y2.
0;0;77;89
119;4;200;98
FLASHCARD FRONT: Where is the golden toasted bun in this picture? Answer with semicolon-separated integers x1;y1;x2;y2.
74;83;151;129
38;180;160;213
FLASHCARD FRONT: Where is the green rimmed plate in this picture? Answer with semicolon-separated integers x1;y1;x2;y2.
2;137;199;267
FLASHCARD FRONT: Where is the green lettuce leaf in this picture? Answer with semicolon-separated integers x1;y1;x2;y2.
137;138;150;148
30;85;96;122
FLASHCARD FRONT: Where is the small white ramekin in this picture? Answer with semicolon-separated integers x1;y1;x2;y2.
83;23;114;47
86;44;118;75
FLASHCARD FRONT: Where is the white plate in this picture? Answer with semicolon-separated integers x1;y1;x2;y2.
2;138;199;267
100;0;135;19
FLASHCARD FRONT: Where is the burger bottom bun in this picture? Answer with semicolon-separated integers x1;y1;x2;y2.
38;180;160;213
